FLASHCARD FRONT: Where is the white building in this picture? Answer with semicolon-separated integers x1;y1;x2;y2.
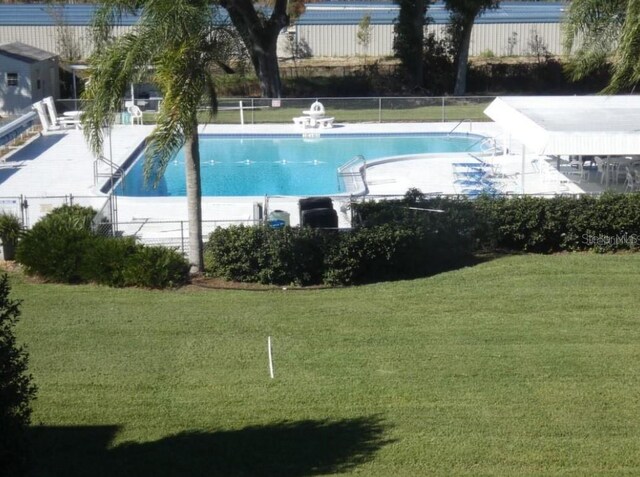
0;42;59;116
0;2;567;61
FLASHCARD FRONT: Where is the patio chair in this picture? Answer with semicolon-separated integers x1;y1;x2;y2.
127;104;144;125
624;167;637;192
567;156;590;183
594;156;608;185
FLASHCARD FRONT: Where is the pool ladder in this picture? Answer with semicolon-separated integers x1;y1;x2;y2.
93;155;126;189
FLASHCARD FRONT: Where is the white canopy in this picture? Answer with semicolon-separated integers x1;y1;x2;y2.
484;96;640;156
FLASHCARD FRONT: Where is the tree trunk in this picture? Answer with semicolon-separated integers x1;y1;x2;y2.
249;37;282;98
453;18;474;96
220;0;289;98
411;0;425;88
184;129;204;274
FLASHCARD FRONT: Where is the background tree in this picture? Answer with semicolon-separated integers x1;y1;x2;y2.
0;274;37;477
357;13;372;65
563;0;635;92
219;0;290;98
393;0;428;89
444;0;500;95
84;0;231;273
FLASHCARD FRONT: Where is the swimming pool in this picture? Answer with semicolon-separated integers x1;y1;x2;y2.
115;133;487;197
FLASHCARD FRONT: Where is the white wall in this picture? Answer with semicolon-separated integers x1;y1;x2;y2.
0;55;60;116
1;22;567;61
286;22;566;59
0;55;33;115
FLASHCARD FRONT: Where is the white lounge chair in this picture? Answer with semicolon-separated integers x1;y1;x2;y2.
43;96;80;129
32;100;53;132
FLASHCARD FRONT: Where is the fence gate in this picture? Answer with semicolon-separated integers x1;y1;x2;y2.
0;197;24;225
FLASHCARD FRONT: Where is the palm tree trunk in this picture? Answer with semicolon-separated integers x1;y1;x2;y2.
453;18;474;96
184;129;204;274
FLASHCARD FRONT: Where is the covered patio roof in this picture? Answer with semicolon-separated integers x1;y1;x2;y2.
484;96;640;156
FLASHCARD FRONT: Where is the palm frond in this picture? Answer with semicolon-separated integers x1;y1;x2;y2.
82;32;155;157
563;0;627;80
606;0;640;92
91;1;139;52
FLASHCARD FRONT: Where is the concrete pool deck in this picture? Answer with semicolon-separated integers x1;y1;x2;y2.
0;121;585;240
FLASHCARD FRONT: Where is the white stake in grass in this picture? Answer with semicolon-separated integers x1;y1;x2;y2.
267;336;275;379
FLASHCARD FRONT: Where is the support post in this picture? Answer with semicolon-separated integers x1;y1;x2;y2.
521;144;526;194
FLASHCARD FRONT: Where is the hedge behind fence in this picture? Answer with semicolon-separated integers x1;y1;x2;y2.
206;192;640;287
17;205;189;288
205;192;476;286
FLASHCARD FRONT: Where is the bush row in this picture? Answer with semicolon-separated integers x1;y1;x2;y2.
355;192;640;254
16;205;189;288
205;203;474;286
205;192;640;287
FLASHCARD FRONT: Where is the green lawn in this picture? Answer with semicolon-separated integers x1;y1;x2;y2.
141;100;492;125
13;253;640;476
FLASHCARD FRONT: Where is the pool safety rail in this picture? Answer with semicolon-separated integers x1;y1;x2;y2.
94;155;126;188
0;111;39;158
337;155;367;194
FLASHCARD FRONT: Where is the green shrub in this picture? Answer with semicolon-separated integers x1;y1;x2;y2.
17;205;189;288
472;193;640;253
0;274;37;477
41;204;96;231
0;212;23;260
79;236;139;287
205;225;268;282
123;245;189;288
324;225;424;285
16;205;97;283
259;226;330;285
206;225;331;286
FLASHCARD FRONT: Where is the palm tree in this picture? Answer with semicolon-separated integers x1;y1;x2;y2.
83;0;230;274
563;0;640;92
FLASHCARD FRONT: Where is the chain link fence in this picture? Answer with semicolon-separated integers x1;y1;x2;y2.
56;96;495;125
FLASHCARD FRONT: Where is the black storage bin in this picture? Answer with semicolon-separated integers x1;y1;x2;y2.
301;208;338;228
299;197;333;213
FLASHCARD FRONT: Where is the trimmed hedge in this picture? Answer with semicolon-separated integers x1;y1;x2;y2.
205;225;330;285
205;192;476;286
16;205;189;288
206;192;640;287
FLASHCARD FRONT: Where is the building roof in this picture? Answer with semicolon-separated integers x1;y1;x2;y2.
0;2;566;27
300;2;566;25
0;41;57;63
484;96;640;156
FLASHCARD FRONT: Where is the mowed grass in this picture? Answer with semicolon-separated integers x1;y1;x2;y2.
12;253;640;476
141;101;492;126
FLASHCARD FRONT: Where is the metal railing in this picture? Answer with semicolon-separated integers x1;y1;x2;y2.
0;111;39;151
93;154;125;188
337;155;367;194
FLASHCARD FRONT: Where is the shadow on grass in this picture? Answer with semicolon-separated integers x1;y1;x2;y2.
29;416;392;477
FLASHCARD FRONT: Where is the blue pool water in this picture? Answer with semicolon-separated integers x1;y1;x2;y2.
115;133;485;197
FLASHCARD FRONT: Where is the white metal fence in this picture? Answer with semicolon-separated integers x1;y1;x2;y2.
56;96;495;125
